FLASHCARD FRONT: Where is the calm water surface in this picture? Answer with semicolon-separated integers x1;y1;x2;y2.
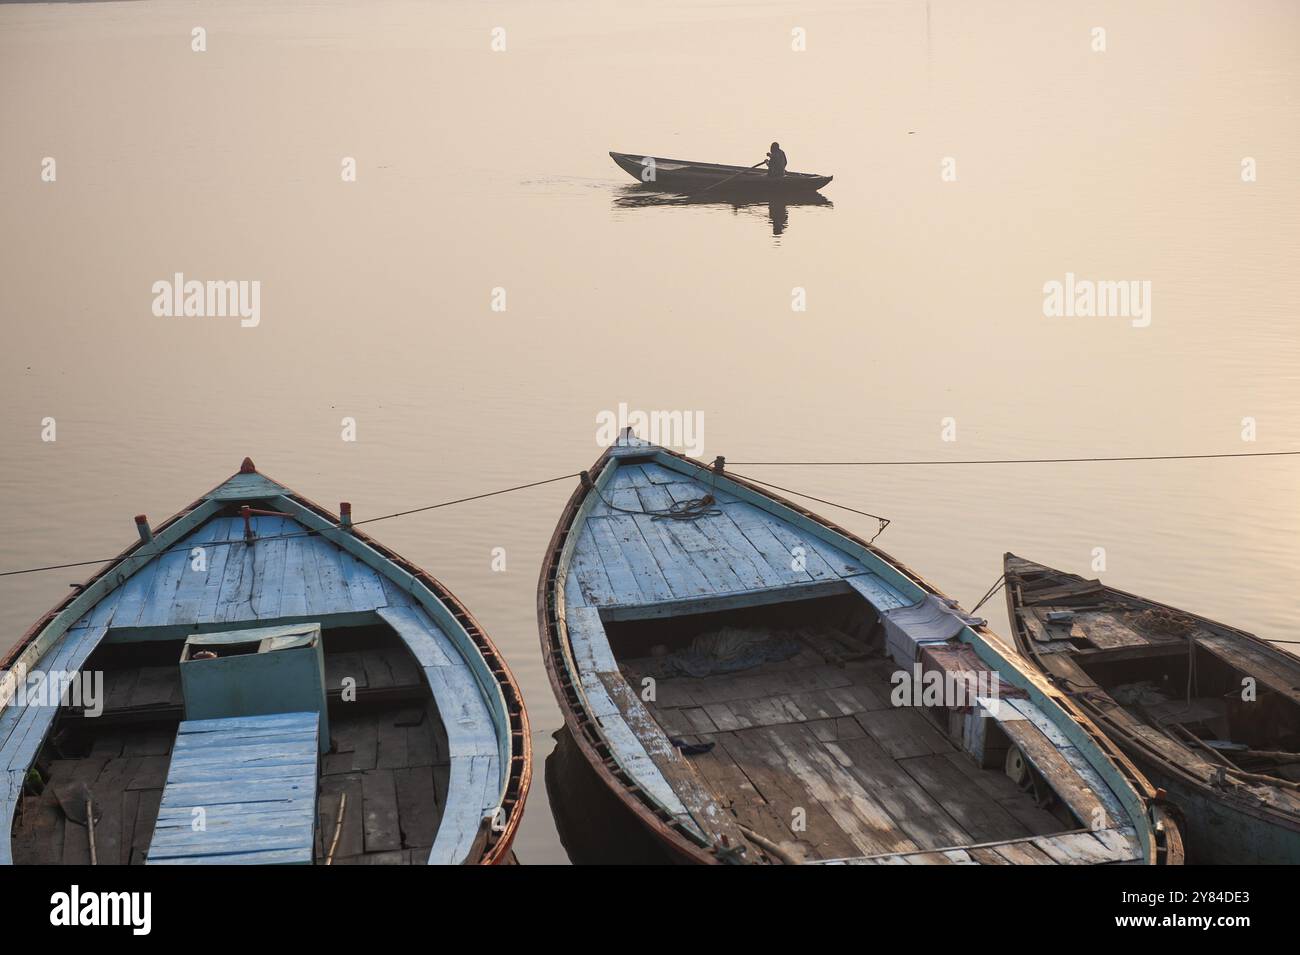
2;0;1297;863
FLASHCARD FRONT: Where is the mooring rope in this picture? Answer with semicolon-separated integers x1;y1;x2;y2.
726;470;891;544
727;450;1300;466
971;574;1007;614
592;487;722;522
0;472;583;578
2;444;1296;579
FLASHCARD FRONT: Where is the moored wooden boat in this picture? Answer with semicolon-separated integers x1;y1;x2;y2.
538;431;1182;865
1004;553;1300;864
610;151;833;194
1;460;530;865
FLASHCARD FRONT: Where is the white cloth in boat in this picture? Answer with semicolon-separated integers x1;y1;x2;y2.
882;594;987;666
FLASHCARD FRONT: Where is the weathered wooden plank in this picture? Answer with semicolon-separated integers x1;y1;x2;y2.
194;518;240;623
603;514;675;602
997;716;1113;829
817;736;971;850
854;708;952;760
249;517;291;620
128;667;177;709
625;511;712;599
423;666;498;759
715;731;864;861
655;518;748;594
569;532;617;606
110;556;164;629
1033;829;1129;865
426;754;496;865
726;503;840;582
940;751;1064;836
897;753;1030;843
747;724;916;856
599;578;853;622
566;606;618;674
393;766;440;849
376;718;408;770
280;535;313;619
214;536;256;623
360;769;401;853
719;505;815;585
308;535;355;616
336;547;388;613
377;605;453;668
136;534;192;628
599;672;749;854
844;572;911;611
149;711;319;865
169;520;227;625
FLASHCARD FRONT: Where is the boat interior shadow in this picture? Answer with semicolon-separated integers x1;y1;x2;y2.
545;726;677;864
612;185;832;237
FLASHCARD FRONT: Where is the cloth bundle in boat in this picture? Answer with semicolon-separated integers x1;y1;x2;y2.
882;595;987;667
656;628;802;679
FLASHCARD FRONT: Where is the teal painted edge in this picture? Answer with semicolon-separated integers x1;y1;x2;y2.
962;632;1152;851
3;497;224;687
0;496;224;866
556;457;716;846
265;494;511;807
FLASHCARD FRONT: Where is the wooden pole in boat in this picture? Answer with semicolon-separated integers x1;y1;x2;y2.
738;825;800;865
689;160;766;195
85;794;97;865
326;792;348;865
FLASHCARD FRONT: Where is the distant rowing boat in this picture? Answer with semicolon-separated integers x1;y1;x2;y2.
538;430;1182;865
610;151;833;194
1004;553;1300;864
1;460;530;865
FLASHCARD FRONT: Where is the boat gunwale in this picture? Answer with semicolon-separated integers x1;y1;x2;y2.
1003;552;1300;833
538;440;1177;864
1;464;531;866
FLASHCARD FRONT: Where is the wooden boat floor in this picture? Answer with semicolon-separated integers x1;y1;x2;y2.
620;635;1069;863
11;662;448;865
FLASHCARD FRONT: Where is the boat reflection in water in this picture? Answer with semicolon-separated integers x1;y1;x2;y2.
545;727;677;865
612;186;832;237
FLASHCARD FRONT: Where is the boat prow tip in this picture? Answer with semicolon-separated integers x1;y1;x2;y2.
239;457;257;474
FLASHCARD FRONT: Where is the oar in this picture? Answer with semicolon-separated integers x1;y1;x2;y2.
687;159;766;195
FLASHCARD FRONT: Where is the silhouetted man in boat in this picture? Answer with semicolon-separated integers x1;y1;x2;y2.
764;142;787;178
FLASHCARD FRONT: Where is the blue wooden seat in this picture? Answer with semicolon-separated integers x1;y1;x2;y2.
147;711;320;865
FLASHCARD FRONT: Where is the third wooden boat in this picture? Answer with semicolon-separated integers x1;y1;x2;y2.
1004;553;1300;863
538;432;1181;864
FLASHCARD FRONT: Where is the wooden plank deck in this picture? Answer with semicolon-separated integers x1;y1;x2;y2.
566;460;908;614
148;712;320;865
619;630;1090;863
811;827;1142;865
9;693;449;866
102;516;397;635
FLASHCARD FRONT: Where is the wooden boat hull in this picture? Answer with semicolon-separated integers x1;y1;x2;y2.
538;433;1181;865
1004;553;1300;864
1;461;531;865
610;151;832;194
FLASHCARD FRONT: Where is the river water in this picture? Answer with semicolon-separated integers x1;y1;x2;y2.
2;0;1297;863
